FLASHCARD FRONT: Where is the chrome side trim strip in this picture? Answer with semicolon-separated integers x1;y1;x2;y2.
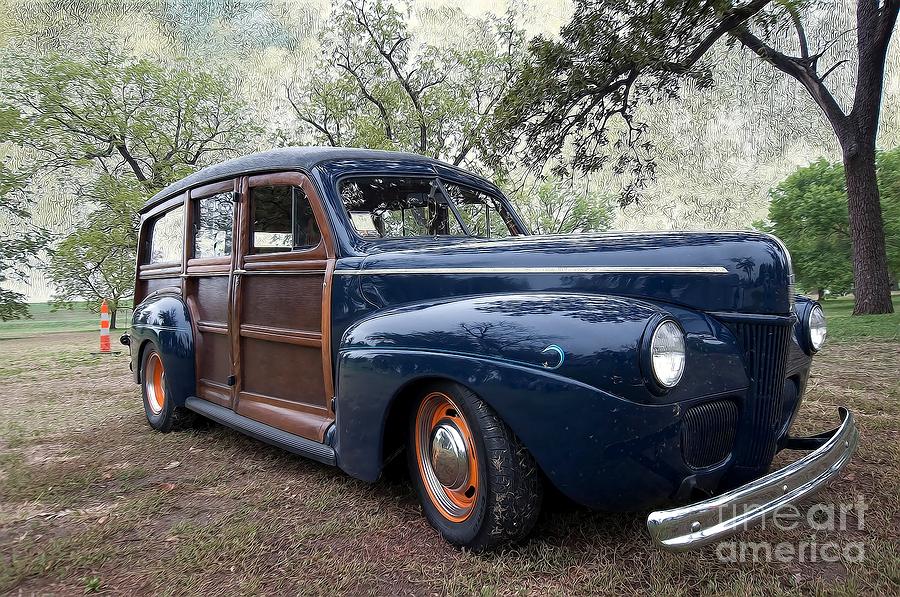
647;407;858;551
333;266;730;276
233;269;326;275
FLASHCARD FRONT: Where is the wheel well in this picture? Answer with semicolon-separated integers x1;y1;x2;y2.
135;339;154;384
380;376;447;473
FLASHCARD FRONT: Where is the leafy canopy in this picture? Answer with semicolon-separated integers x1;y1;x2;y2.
758;148;900;295
0;42;257;318
285;0;614;235
1;44;257;190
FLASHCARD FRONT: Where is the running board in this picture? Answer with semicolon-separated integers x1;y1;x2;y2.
185;397;336;466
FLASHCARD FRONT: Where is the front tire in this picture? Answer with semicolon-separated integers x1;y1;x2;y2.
140;344;193;432
407;381;543;551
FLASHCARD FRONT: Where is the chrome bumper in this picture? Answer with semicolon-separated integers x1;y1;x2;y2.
647;407;858;551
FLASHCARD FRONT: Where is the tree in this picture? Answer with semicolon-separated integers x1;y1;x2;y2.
758;149;900;297
283;0;613;235
0;43;257;319
494;0;899;314
508;176;614;235
284;0;525;170
0;157;45;320
45;176;145;329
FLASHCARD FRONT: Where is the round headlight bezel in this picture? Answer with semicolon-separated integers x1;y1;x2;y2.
644;317;686;392
807;304;827;352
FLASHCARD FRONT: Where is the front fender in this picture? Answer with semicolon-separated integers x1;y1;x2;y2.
130;292;195;407
334;293;749;509
335;348;691;510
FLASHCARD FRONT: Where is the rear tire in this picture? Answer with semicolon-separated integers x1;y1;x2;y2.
407;380;543;552
140;344;194;432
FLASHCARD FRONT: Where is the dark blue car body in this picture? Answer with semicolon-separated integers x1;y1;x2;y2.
129;147;819;514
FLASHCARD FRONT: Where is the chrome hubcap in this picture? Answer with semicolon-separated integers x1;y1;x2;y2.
430;421;469;490
415;392;478;521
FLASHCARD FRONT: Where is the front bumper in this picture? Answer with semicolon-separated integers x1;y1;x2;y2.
647;407;858;551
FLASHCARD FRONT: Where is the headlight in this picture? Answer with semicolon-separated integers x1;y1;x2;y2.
650;320;686;388
808;305;827;351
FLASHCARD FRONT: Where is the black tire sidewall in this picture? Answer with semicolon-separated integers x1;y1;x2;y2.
141;345;175;431
406;381;490;547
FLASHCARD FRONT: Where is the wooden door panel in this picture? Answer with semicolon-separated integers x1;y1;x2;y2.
239;337;326;405
191;276;233;407
231;171;335;443
240;273;324;330
184;179;238;408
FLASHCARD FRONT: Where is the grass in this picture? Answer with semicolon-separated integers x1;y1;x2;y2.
0;316;897;594
819;295;900;342
0;302;132;339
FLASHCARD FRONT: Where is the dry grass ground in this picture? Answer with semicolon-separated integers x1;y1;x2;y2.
0;332;898;596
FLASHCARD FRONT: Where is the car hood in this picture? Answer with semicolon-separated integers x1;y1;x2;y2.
344;231;794;315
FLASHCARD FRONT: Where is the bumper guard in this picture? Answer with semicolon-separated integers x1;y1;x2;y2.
647;407;858;551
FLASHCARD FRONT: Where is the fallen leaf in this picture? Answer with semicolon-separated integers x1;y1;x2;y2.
164;461;181;470
160;483;176;491
97;516;108;525
165;536;179;542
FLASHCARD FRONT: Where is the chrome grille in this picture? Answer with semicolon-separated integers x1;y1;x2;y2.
681;399;739;468
730;321;793;468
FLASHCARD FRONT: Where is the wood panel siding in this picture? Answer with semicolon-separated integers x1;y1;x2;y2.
239;337;327;409
240;274;324;331
195;276;230;323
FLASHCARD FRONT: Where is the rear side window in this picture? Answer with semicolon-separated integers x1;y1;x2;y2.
194;193;233;258
250;185;321;254
147;205;184;264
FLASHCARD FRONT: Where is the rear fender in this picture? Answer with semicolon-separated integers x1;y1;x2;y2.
129;292;195;407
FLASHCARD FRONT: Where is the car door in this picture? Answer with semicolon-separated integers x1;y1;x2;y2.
231;172;336;442
184;179;239;408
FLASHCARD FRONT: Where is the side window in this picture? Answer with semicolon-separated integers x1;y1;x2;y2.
147;205;184;264
194;193;233;258
250;185;321;254
444;183;513;239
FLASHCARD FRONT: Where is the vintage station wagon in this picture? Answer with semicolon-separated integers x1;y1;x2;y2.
125;147;857;552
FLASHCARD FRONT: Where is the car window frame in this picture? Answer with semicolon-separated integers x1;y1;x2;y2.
334;173;524;242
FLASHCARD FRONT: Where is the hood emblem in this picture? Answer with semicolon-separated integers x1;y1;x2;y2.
541;344;565;370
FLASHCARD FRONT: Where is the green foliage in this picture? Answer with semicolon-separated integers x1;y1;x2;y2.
1;43;258;189
0;43;257;318
508;176;614;235
47;176;144;329
757;148;900;295
0;162;46;320
285;0;525;171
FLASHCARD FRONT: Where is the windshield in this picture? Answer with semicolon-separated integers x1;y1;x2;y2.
338;176;520;239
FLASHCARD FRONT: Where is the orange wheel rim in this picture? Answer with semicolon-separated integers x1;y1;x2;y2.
145;352;166;415
414;391;478;522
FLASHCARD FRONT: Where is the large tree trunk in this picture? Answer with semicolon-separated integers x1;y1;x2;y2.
842;140;894;314
109;302;118;330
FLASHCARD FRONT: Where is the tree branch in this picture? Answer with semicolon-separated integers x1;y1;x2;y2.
660;0;773;73
114;142;148;183
730;26;846;132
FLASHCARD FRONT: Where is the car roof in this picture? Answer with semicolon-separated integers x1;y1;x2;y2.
142;146;443;213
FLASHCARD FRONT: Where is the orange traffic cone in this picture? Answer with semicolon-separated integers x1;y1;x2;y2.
99;300;111;353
